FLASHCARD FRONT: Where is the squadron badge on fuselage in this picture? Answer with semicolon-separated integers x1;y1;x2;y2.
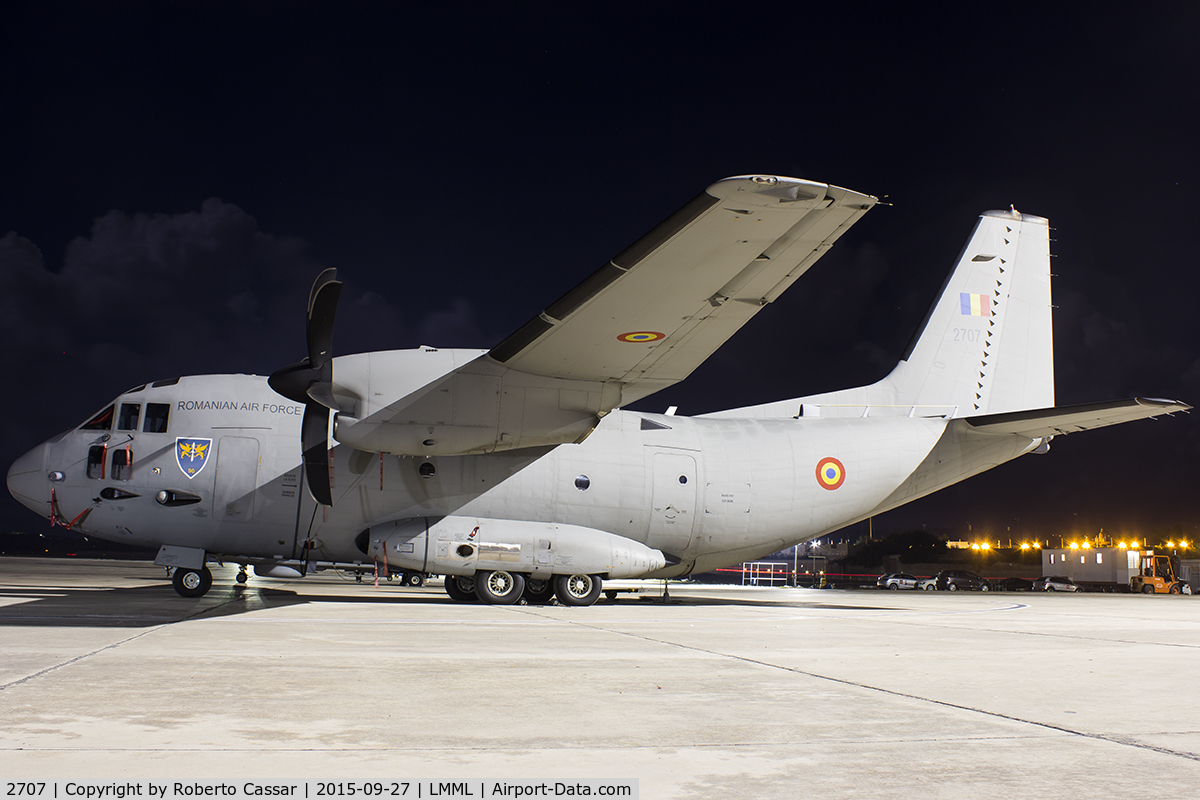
176;437;213;479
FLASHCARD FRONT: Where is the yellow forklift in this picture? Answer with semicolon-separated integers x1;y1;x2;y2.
1130;551;1189;594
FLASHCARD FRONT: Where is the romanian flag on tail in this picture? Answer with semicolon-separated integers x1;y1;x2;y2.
960;292;992;317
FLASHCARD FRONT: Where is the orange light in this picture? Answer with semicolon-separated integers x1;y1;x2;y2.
1070;542;1079;550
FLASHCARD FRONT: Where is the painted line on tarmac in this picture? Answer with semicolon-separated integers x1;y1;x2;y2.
0;596;248;692
521;609;1200;764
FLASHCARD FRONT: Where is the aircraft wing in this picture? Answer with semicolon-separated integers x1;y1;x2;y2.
964;397;1191;438
333;175;877;456
489;175;877;403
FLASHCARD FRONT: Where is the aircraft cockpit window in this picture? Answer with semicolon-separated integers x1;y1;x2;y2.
151;377;179;387
87;445;107;479
117;403;141;431
143;403;170;433
81;405;114;431
111;446;133;481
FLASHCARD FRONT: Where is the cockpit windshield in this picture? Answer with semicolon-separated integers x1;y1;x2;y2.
81;405;115;431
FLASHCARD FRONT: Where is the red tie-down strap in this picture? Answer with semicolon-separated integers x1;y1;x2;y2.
49;488;92;530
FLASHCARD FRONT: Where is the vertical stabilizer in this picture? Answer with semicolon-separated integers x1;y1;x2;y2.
710;209;1055;420
883;209;1054;415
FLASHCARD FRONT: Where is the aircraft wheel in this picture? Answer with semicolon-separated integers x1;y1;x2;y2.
1142;584;1155;594
475;570;526;605
172;566;213;598
555;574;602;607
444;575;478;602
407;573;425;587
235;569;248;585
523;578;555;605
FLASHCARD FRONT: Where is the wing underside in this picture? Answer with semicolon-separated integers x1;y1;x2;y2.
490;175;877;403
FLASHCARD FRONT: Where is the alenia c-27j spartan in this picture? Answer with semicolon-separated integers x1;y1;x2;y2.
7;175;1190;604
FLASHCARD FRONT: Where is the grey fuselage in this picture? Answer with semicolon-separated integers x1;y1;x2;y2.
9;361;1040;577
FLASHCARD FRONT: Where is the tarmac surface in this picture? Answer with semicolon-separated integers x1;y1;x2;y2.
1;557;1198;799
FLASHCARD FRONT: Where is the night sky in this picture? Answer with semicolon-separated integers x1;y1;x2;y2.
3;4;1197;544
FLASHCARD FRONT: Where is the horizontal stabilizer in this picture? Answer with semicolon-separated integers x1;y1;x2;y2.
964;397;1190;438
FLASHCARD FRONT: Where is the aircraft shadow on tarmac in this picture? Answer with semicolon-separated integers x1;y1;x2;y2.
0;578;901;627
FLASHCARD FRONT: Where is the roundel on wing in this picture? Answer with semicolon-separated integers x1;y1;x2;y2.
815;457;846;490
617;331;665;343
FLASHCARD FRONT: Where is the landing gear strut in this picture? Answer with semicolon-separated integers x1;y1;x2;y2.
172;566;213;598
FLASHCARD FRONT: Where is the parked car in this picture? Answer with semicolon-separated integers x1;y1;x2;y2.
1032;575;1082;592
934;569;989;591
996;577;1033;592
916;576;939;591
876;572;919;590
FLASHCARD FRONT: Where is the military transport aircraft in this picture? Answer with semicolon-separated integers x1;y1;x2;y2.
6;175;1190;605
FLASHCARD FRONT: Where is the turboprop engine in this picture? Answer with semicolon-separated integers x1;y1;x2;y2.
359;516;666;580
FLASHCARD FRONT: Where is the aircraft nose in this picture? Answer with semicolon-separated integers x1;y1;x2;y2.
7;442;50;513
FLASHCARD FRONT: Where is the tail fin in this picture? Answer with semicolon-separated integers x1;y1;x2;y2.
881;209;1054;415
711;209;1054;419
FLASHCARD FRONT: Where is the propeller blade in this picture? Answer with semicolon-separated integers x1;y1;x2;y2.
302;404;333;507
267;359;317;405
306;268;343;370
269;268;345;507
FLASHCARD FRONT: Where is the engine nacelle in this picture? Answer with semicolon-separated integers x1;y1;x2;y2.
359;516;666;579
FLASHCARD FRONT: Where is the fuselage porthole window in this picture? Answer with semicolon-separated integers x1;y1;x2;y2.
118;403;141;431
87;445;107;480
111;447;134;481
81;405;115;431
143;403;170;433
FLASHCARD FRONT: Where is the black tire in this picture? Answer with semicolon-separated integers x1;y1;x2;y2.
554;574;603;607
172;566;213;598
475;570;526;605
1142;584;1155;594
948;583;958;592
444;574;478;602
407;572;425;587
523;578;556;605
980;583;990;592
1169;583;1181;595
888;583;899;590
923;583;936;591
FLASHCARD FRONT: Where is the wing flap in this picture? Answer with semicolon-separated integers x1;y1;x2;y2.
964;397;1190;438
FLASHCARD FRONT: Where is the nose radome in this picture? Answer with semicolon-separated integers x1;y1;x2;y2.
7;442;49;512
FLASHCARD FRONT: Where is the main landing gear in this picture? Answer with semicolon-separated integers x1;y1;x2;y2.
172;566;213;598
443;572;604;606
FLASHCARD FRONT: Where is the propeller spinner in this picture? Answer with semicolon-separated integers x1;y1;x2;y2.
268;268;343;506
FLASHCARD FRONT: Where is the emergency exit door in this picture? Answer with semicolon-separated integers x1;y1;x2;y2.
213;436;260;522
